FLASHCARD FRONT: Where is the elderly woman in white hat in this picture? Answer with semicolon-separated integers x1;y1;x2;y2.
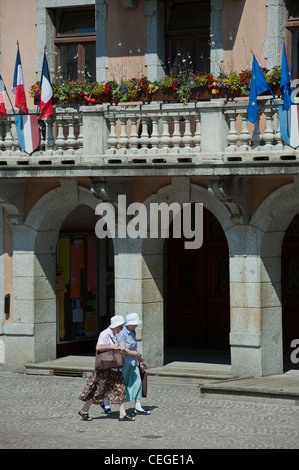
78;315;135;422
117;313;151;416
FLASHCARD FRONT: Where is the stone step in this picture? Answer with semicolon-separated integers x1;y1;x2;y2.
199;371;299;405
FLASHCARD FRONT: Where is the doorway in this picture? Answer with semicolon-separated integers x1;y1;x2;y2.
166;207;230;352
56;204;114;357
282;213;299;353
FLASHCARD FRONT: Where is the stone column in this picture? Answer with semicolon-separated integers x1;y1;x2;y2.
229;226;283;377
265;0;286;69
95;0;108;82
0;209;4;366
144;0;165;81
2;223;57;372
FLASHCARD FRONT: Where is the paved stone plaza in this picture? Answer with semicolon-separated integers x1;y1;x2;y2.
0;371;298;450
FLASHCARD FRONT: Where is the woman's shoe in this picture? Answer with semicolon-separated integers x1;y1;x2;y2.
101;403;112;414
78;410;92;421
134;409;151;415
119;414;135;421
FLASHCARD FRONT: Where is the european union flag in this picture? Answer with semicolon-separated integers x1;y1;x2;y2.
247;55;271;123
280;43;293;110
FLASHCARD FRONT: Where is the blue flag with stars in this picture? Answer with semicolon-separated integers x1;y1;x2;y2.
280;43;293;110
247;55;271;123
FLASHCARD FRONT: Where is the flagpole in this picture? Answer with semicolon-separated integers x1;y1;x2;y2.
0;74;16;117
36;45;47;116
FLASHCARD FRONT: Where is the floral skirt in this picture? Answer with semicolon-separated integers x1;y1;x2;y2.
79;369;126;405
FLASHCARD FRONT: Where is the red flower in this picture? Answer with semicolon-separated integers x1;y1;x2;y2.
172;84;176;90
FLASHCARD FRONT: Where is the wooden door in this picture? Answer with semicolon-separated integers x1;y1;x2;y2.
282;240;299;352
167;240;205;346
167;208;230;349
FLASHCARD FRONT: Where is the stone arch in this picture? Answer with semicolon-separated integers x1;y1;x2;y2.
11;182;99;368
138;178;232;367
227;181;299;377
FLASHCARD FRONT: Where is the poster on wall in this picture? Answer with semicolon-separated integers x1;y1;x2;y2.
72;298;84;323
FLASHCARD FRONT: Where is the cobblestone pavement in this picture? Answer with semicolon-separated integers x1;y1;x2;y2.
0;371;298;451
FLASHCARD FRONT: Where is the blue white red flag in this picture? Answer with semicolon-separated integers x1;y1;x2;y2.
39;52;53;119
278;104;299;149
15;114;40;154
12;47;27;113
0;75;6;117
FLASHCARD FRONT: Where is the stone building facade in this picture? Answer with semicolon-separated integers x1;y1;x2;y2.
0;0;299;377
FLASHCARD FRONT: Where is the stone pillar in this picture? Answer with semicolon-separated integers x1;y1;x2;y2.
112;196;165;370
198;100;228;154
265;0;286;70
229;226;283;377
211;0;224;75
0;209;4;367
82;106;109;155
144;0;165;81
2;224;57;372
95;0;108;82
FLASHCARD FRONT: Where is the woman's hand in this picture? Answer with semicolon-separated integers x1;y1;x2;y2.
135;351;142;361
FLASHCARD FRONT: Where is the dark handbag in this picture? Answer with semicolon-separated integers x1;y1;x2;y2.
139;363;148;398
95;332;125;371
95;348;125;371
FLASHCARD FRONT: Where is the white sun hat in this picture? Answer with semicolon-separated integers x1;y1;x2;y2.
126;312;142;326
109;315;125;329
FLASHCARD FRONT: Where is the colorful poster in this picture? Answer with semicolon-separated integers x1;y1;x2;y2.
72;298;84;322
87;235;97;294
59;237;70;284
70;240;85;299
59;298;65;340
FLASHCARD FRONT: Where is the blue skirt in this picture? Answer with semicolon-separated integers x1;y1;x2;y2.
121;364;142;402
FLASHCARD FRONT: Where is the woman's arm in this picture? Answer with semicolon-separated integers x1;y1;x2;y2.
96;343;119;352
123;348;142;361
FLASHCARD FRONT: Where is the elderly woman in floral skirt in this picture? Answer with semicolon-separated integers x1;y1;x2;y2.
78;315;135;422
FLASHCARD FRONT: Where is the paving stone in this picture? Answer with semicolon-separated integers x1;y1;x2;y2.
0;371;298;450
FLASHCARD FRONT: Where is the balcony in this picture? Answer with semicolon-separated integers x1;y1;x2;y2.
0;97;298;178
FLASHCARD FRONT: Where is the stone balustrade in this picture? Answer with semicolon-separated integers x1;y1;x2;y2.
0;97;297;169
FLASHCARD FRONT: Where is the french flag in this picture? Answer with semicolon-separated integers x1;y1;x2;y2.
12;47;27;113
279;104;299;149
0;75;6;117
15;114;40;154
39;52;53;119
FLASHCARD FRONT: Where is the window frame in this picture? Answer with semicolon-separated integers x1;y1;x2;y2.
164;0;211;75
54;7;96;83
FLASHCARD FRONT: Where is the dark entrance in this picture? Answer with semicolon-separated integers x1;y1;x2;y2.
56;204;114;357
282;213;299;353
166;207;230;350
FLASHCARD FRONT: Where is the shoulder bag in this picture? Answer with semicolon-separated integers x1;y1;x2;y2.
139;363;148;398
95;334;125;371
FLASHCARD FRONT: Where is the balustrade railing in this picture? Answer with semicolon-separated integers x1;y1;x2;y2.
0;98;297;167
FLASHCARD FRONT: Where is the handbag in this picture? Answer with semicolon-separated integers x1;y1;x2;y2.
139;363;148;398
95;334;125;371
95;349;125;371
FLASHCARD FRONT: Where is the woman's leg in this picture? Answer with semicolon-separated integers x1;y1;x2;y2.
134;398;151;415
119;402;135;421
81;400;92;413
78;400;93;421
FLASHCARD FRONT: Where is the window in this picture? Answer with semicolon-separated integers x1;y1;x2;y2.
55;8;96;82
286;0;299;79
164;0;210;75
